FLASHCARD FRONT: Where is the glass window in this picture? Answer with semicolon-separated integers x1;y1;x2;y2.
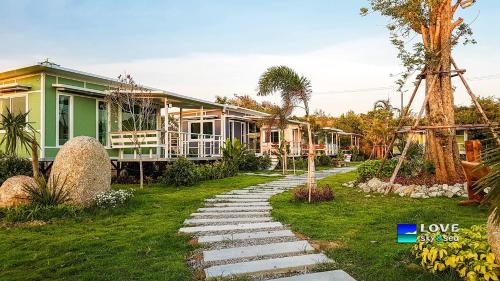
270;131;279;143
203;122;214;138
98;101;108;145
190;122;200;139
121;106;157;131
58;95;70;146
0;98;8;117
11;97;26;115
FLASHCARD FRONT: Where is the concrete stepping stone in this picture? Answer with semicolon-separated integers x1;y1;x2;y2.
184;217;272;225
205;198;268;202
179;222;283;234
208;202;270;207
198;230;295;243
216;194;271;199
203;240;314;262
197;206;272;212
204;253;332;278
269;270;356;281
191;211;269;217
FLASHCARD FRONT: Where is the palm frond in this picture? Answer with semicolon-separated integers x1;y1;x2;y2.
22;174;71;206
0;108;37;155
476;145;500;223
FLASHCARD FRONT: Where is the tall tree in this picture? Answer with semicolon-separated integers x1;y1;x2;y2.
258;66;316;202
0;109;40;178
106;74;156;189
264;103;293;175
363;0;476;182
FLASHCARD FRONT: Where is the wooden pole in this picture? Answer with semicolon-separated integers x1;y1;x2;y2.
376;68;425;177
451;57;500;145
389;69;439;184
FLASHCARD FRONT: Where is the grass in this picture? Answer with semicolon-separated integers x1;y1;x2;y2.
0;174;278;281
270;171;488;281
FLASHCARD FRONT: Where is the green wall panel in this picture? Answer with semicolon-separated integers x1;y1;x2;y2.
28;92;41;130
73;96;96;138
45;75;57;147
17;75;41;91
58;77;84;88
86;82;107;91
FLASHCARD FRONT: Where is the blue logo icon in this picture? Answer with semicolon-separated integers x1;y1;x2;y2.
397;224;417;243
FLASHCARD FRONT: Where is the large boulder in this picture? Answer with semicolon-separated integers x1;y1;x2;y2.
50;136;111;206
0;176;36;208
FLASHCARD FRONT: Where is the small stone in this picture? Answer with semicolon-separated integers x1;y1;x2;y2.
0;176;35;208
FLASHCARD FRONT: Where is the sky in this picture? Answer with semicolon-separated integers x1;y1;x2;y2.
1;0;499;116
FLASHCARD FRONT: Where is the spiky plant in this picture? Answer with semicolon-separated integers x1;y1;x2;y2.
22;174;70;206
0;108;40;177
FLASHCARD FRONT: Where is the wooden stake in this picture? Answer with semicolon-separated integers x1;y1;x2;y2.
376;68;425;177
451;57;500;145
389;69;440;184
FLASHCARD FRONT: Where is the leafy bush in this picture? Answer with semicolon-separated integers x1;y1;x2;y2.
222;138;247;167
0;154;32;184
357;159;397;182
318;154;332;166
161;157;199;186
412;225;500;281
93;189;135;208
291;157;308;170
22;175;70;206
112;174;138;184
239;153;271;171
3;204;80;222
293;185;334;202
351;147;365;162
197;161;238;181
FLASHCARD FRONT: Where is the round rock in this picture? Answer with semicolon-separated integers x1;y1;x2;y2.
0;175;36;208
50;136;111;206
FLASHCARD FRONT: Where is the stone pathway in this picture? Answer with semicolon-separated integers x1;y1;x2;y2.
179;167;357;280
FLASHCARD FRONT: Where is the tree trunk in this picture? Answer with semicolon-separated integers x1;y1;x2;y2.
138;148;144;189
306;122;316;203
30;141;40;179
424;1;465;183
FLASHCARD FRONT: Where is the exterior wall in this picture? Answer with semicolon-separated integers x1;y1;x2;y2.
260;123;302;155
0;74;42;157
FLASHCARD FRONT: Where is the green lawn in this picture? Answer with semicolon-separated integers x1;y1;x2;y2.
270;171;488;281
0;175;278;281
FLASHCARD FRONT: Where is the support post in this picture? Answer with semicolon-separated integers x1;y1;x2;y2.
376;69;425;177
200;106;204;157
451;57;500;145
164;98;169;158
179;107;183;156
389;68;439;185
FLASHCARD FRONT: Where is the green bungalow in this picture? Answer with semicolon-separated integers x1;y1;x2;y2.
0;62;274;167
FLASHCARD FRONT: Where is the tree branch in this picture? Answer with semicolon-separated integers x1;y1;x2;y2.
452;0;462;15
452;17;464;31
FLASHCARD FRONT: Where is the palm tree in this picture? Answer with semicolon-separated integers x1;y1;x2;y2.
0;108;40;178
263;103;293;175
258;65;316;202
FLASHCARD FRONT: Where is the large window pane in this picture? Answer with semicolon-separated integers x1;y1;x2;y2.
0;98;8;117
58;95;70;145
203;122;213;137
11;97;26;114
98;101;108;145
271;131;279;143
190;123;200;139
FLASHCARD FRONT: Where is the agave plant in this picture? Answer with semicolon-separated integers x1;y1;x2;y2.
22;174;70;206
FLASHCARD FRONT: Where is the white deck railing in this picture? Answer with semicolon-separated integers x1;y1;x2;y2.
109;130;223;159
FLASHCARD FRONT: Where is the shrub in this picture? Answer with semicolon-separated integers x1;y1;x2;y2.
0;154;32;185
161;157;199;186
258;155;272;170
293;185;334;202
291;157;308;170
357;159;397;182
318;154;332;166
112;174;138;184
3;204;80;222
222;138;247;167
93;189;135;208
22;175;70;206
239;153;262;171
412;225;500;281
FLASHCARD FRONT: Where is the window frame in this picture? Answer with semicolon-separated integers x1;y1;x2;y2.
0;93;29;132
188;120;215;140
96;99;110;148
56;93;73;147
